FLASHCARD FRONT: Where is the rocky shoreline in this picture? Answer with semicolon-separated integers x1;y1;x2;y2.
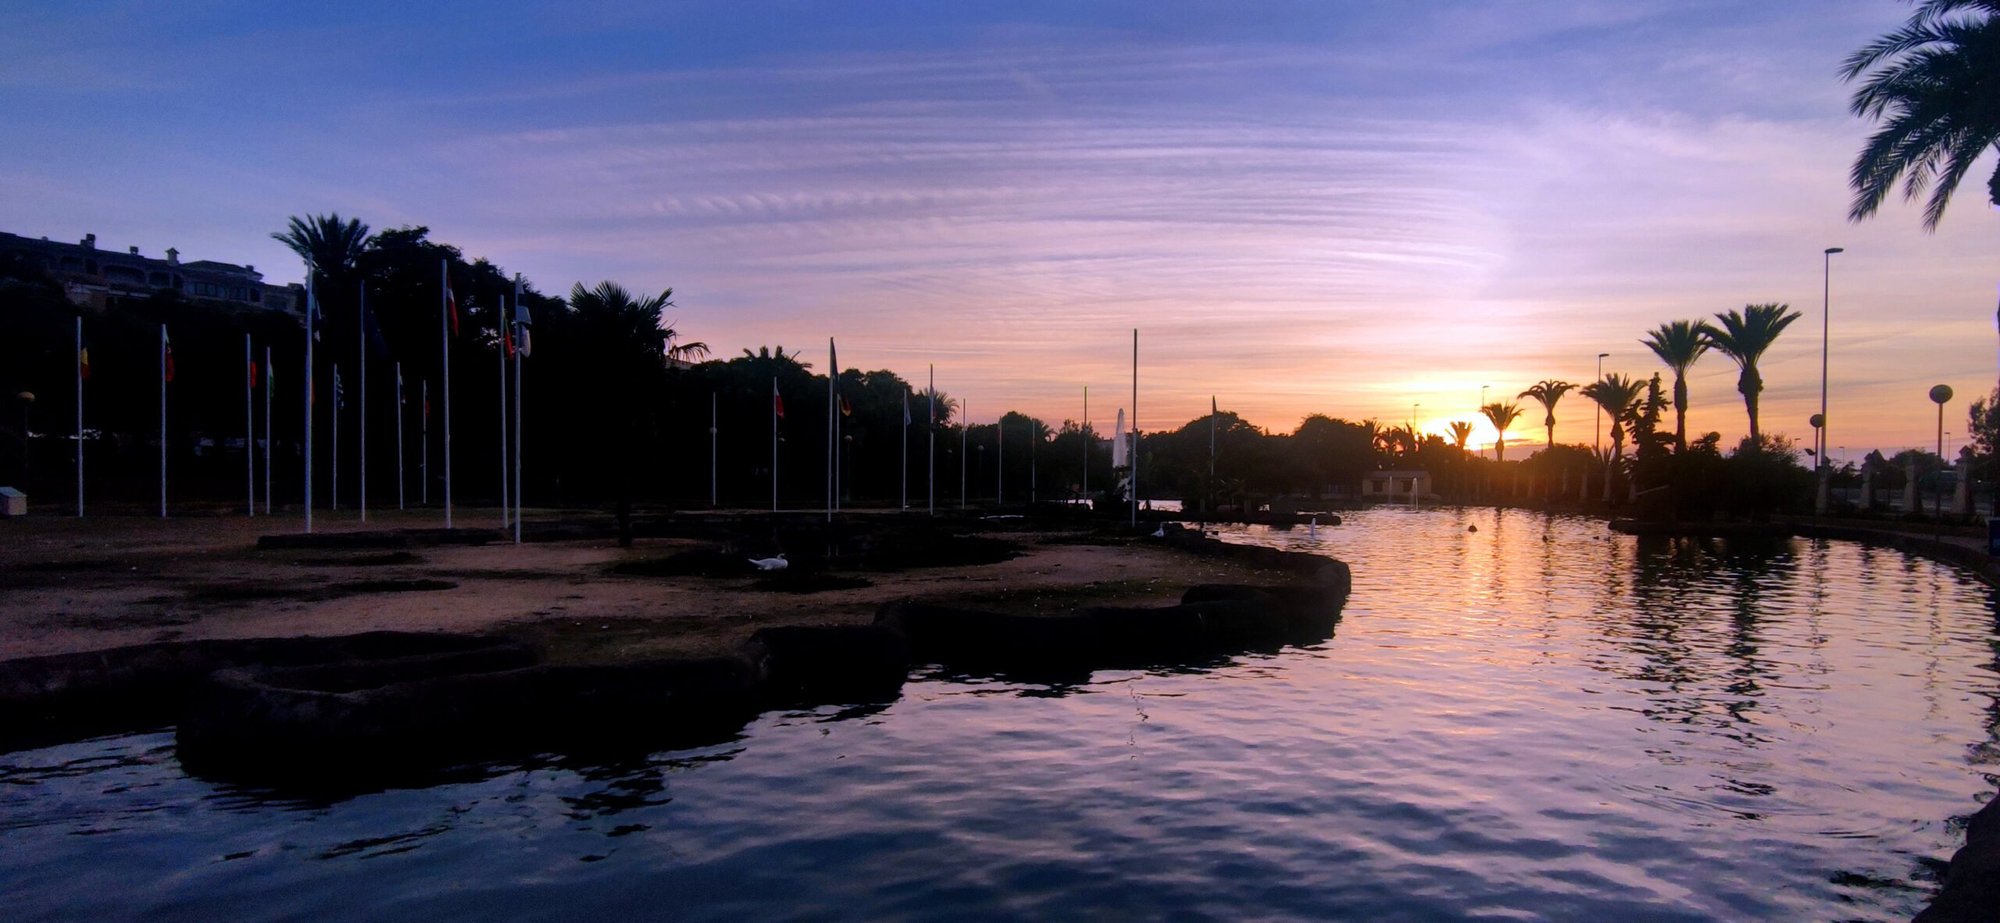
0;519;1349;789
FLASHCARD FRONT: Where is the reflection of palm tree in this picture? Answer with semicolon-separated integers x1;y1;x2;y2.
1582;374;1644;500
1518;380;1575;450
1448;420;1475;453
271;213;371;285
1641;321;1711;452
1480;401;1524;461
1705;304;1801;442
1842;0;2000;230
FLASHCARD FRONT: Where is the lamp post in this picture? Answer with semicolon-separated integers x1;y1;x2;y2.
1818;246;1843;514
1932;384;1954;525
1594;353;1609;457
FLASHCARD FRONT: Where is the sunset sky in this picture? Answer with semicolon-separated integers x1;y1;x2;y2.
5;1;1995;463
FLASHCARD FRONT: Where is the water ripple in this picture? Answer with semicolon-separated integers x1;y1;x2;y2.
3;509;1998;921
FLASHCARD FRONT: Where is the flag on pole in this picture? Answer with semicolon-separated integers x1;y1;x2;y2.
249;357;260;389
163;331;176;382
840;394;853;417
333;365;344;410
446;282;461;337
516;303;534;357
774;384;785;419
78;348;91;381
903;389;911;426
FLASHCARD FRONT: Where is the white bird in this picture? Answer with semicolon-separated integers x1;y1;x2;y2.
1308;516;1318;538
1150;525;1167;538
749;554;788;571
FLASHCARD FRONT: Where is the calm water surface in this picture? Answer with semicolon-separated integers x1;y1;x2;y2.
5;508;2000;921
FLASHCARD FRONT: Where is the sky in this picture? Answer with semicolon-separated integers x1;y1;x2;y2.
4;0;1996;464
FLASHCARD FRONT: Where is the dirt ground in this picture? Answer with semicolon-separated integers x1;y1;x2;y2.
0;508;1294;664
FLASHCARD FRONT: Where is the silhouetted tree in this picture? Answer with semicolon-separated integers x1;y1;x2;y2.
1842;0;2000;230
1582;373;1645;500
1480;400;1524;461
1641;320;1711;452
1518;380;1575;451
1704;303;1800;443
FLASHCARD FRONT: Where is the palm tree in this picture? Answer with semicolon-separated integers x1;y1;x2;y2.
1447;420;1475;453
1517;380;1575;451
271;213;371;285
1480;401;1524;462
1704;303;1801;442
741;345;812;369
1581;374;1645;500
662;321;709;364
1842;0;2000;230
568;282;708;365
1641;320;1711;452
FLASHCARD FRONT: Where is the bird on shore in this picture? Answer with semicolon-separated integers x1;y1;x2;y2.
1308;517;1318;538
749;553;788;571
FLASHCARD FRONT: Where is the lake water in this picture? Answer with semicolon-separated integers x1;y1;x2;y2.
5;507;1998;921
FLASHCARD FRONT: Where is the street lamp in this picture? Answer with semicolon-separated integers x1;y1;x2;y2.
1818;246;1843;514
1594;353;1609;457
1931;384;1953;523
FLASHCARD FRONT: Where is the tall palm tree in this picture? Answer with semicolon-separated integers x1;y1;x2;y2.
1517;380;1575;450
1447;420;1475;453
1480;401;1524;462
1641;320;1711;452
1581;374;1645;501
1704;303;1801;443
271;213;371;285
1842;0;2000;230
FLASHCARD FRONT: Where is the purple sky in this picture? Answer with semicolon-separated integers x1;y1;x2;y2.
5;1;1995;462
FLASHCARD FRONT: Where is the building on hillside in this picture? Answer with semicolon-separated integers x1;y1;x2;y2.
0;230;301;315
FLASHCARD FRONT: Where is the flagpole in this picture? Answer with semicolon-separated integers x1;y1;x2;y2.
771;376;780;512
901;386;908;510
441;258;453;530
159;323;168;519
395;363;405;511
710;392;718;509
1131;328;1138;527
1082;385;1089;510
305;281;315;533
826;337;835;523
246;333;255;516
512;283;524;546
332;364;340;512
358;282;367;523
996;417;1003;505
75;315;83;518
264;346;272;515
960;399;967;510
498;291;510;529
927;365;935;516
